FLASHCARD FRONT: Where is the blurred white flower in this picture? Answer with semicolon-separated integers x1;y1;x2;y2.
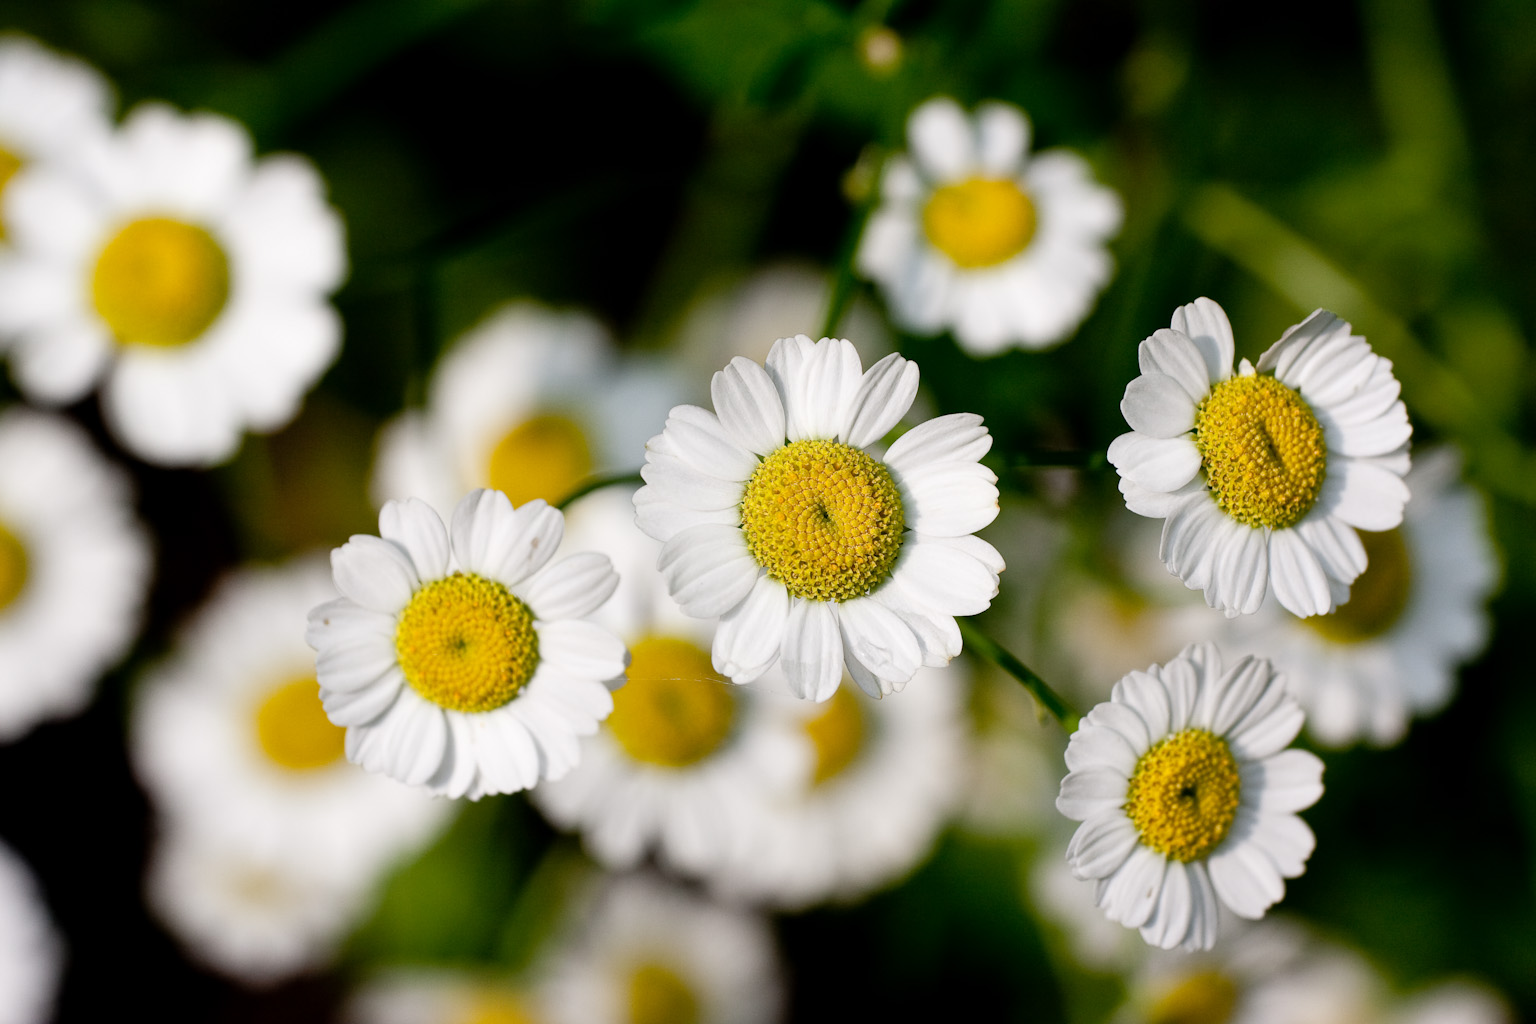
344;971;542;1024
856;96;1121;354
0;102;345;465
0;840;62;1024
308;491;626;799
0;408;149;742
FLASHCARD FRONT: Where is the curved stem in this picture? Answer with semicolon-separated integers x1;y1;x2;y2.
960;619;1081;733
555;471;644;511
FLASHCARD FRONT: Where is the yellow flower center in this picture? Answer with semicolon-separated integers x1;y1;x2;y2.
486;413;594;508
804;683;867;785
91;216;231;348
0;145;22;239
254;676;346;772
395;573;539;713
607;635;736;768
1194;375;1327;530
739;439;905;603
1123;728;1241;863
0;519;29;613
460;992;539;1024
627;963;699;1024
1308;527;1411;642
1148;970;1240;1024
921;177;1037;269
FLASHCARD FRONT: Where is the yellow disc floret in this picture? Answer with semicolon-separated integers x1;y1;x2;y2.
1148;970;1240;1024
627;963;699;1024
459;991;539;1024
607;635;736;768
395;572;539;713
92;216;231;348
804;683;866;785
254;676;345;772
486;412;594;508
739;439;905;603
922;177;1037;269
1124;728;1241;863
0;146;22;240
0;519;28;612
1194;375;1327;530
1308;527;1411;642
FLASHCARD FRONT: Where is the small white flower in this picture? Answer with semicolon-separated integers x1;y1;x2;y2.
635;333;1003;700
856;96;1121;354
1108;297;1412;618
0;841;62;1024
307;490;627;800
1056;642;1324;951
0;408;150;742
0;102;345;465
344;972;543;1024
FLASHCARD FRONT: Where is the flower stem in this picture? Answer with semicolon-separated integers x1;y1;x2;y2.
959;619;1081;733
556;471;644;510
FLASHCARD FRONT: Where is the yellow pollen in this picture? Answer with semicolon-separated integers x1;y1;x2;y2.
460;992;539;1024
1124;728;1241;863
0;519;28;612
92;216;230;348
1148;970;1240;1024
1194;375;1327;530
486;413;594;508
395;573;539;713
922;177;1037;268
804;683;867;786
254;676;345;772
1308;528;1411;642
627;963;699;1024
0;145;22;239
607;635;736;768
739;439;905;603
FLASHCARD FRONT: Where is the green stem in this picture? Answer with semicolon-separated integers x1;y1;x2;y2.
556;471;644;510
960;619;1081;733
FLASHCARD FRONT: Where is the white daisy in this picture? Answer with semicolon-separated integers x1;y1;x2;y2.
307;490;627;800
1108;297;1412;618
634;333;1003;700
1222;448;1496;746
0;840;62;1024
1056;642;1324;951
530;489;809;876
855;96;1122;354
371;301;682;520
0;408;150;742
536;873;783;1024
0;102;345;465
344;972;543;1024
132;556;453;878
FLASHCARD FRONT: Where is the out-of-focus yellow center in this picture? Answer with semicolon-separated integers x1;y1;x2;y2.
1148;970;1240;1024
608;635;736;768
395;573;539;713
740;439;905;603
922;177;1037;268
92;216;231;348
627;963;699;1024
1308;528;1412;642
1194;375;1327;531
804;684;866;785
0;519;28;612
1124;728;1240;863
0;145;22;239
460;991;539;1024
254;676;345;772
486;413;593;508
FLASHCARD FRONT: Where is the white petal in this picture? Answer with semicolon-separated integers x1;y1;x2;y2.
1207;840;1284;919
868;578;961;667
1182;863;1220;951
1065;813;1139;880
1292;514;1366;586
711;357;786;456
1101;845;1166;929
1063;723;1139;777
9;320;111;403
783;336;864;442
1214;522;1269;616
1244;749;1325;814
1111;669;1171;740
639;450;748;510
1208;655;1271;736
837;597;922;691
1236;807;1315;878
332;534;418;613
1168;297;1235;385
663;404;760;481
1121;373;1198;438
521;552;618;620
450;490;564;586
322;672;402;727
536;620;628;681
657;523;760;618
1316;460;1410;531
1056;766;1130;821
1083;699;1153;755
1269;527;1333;617
711;573;790;682
842;352;919;449
347;688;448;787
974;101;1029;175
895;462;1000;536
305;597;395;649
1160;498;1226;596
379;497;450;580
631;485;738;543
315;632;398;694
1140;859;1193;950
781;598;843;701
884;412;991;476
907;96;974;183
1107;432;1201;492
889;535;999;616
1138;328;1212;402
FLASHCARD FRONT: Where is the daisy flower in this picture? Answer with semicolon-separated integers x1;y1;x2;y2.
307;490;627;800
0;408;150;742
344;972;543;1024
132;557;452;878
0;840;62;1024
0;102;345;465
856;96;1122;354
1056;642;1324;951
1224;448;1496;746
530;489;809;876
372;301;682;520
1108;297;1412;618
634;333;1003;700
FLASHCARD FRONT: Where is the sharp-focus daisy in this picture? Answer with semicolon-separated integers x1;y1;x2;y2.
0;35;111;239
536;873;783;1024
856;96;1122;354
634;334;1003;700
1056;642;1324;951
372;302;683;520
1223;448;1496;747
133;557;452;877
530;489;809;876
0;408;150;742
0;840;62;1024
0;102;345;465
1108;298;1412;618
307;490;627;800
